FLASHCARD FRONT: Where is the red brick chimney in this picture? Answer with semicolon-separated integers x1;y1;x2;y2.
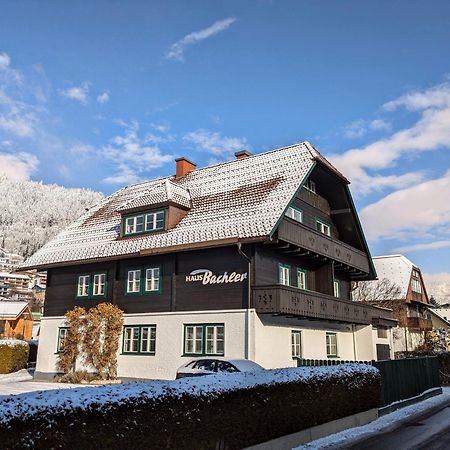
234;150;252;160
175;157;196;179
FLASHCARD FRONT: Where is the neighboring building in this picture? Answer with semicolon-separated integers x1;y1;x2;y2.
0;248;24;272
0;272;32;301
426;308;450;351
0;300;33;340
354;255;431;354
21;142;396;380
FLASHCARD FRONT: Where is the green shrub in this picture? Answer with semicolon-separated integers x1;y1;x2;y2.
0;340;30;374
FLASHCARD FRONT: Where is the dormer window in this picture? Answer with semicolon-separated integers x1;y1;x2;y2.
316;218;331;236
304;179;316;194
123;210;165;236
411;269;422;294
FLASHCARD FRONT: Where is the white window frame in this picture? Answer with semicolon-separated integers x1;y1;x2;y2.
291;330;302;358
333;280;340;298
92;273;106;296
205;325;225;355
127;270;141;293
184;324;225;356
123;326;140;353
316;219;331;236
304;179;316;193
279;264;291;286
297;269;307;290
77;275;90;297
145;211;165;232
145;267;160;292
326;332;338;357
285;206;303;223
140;325;157;353
184;325;204;355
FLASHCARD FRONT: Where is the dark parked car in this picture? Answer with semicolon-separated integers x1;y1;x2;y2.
176;358;264;379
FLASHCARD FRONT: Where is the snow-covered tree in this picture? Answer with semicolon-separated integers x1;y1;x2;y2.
0;175;103;258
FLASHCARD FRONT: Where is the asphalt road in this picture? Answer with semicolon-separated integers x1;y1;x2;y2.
342;405;450;450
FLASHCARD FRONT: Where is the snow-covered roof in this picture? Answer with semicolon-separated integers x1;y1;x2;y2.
0;301;30;319
427;308;450;327
0;272;30;280
22;142;325;269
117;179;191;212
372;255;419;299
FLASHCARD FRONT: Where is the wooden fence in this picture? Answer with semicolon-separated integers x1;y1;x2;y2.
295;356;441;407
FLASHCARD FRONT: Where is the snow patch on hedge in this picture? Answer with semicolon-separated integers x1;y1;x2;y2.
0;339;29;347
0;364;378;425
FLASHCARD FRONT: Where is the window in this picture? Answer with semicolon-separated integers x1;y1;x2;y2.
316;219;331;236
285;206;303;223
183;324;225;356
57;327;69;353
122;325;156;354
411;269;422;294
92;273;106;296
123;210;165;236
279;264;291;286
333;280;340;298
77;275;90;297
126;267;161;295
377;326;388;339
127;270;141;294
76;272;107;299
297;269;307;290
326;332;338;357
304;179;316;193
291;330;302;358
145;267;160;292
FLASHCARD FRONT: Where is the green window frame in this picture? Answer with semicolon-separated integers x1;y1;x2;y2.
122;209;166;236
296;268;307;290
76;272;107;299
278;263;291;286
285;206;303;223
57;327;69;353
122;325;157;355
125;266;162;296
326;332;338;358
315;217;331;236
183;323;225;357
291;330;302;358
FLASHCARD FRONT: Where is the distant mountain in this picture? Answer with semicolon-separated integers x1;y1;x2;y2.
0;175;104;259
423;273;450;305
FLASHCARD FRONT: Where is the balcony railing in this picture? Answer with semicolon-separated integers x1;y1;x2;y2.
277;218;370;274
253;285;394;325
406;317;433;331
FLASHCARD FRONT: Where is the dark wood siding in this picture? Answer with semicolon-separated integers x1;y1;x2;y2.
44;246;249;316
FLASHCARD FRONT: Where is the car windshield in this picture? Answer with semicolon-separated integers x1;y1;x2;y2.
193;359;216;372
216;361;239;373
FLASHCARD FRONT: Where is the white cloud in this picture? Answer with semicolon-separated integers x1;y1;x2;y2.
423;272;450;304
0;52;11;70
183;128;248;160
100;121;173;184
343;119;390;139
166;17;236;62
59;83;89;105
360;171;450;241
0;151;39;181
331;81;450;195
393;241;450;253
96;92;109;104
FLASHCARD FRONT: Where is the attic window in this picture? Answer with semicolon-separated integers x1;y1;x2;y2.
304;179;316;194
285;206;303;223
411;269;422;294
123;210;165;236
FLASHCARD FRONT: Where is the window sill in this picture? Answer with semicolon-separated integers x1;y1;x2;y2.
121;352;156;356
182;353;225;358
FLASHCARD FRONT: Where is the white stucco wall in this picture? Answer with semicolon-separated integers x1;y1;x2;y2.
37;309;384;380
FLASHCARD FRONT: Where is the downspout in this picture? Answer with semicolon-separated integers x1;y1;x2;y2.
352;324;357;361
237;243;252;360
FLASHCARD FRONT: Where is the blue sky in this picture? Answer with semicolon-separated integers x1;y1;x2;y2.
1;0;450;277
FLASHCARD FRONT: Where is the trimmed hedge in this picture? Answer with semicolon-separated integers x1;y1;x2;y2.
0;364;380;449
0;340;29;374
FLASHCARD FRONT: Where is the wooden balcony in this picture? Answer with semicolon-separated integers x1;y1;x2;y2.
277;218;370;275
406;317;433;331
253;285;393;325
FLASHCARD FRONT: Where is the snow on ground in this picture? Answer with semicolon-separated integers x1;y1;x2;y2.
0;364;376;424
296;387;450;449
0;369;83;396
